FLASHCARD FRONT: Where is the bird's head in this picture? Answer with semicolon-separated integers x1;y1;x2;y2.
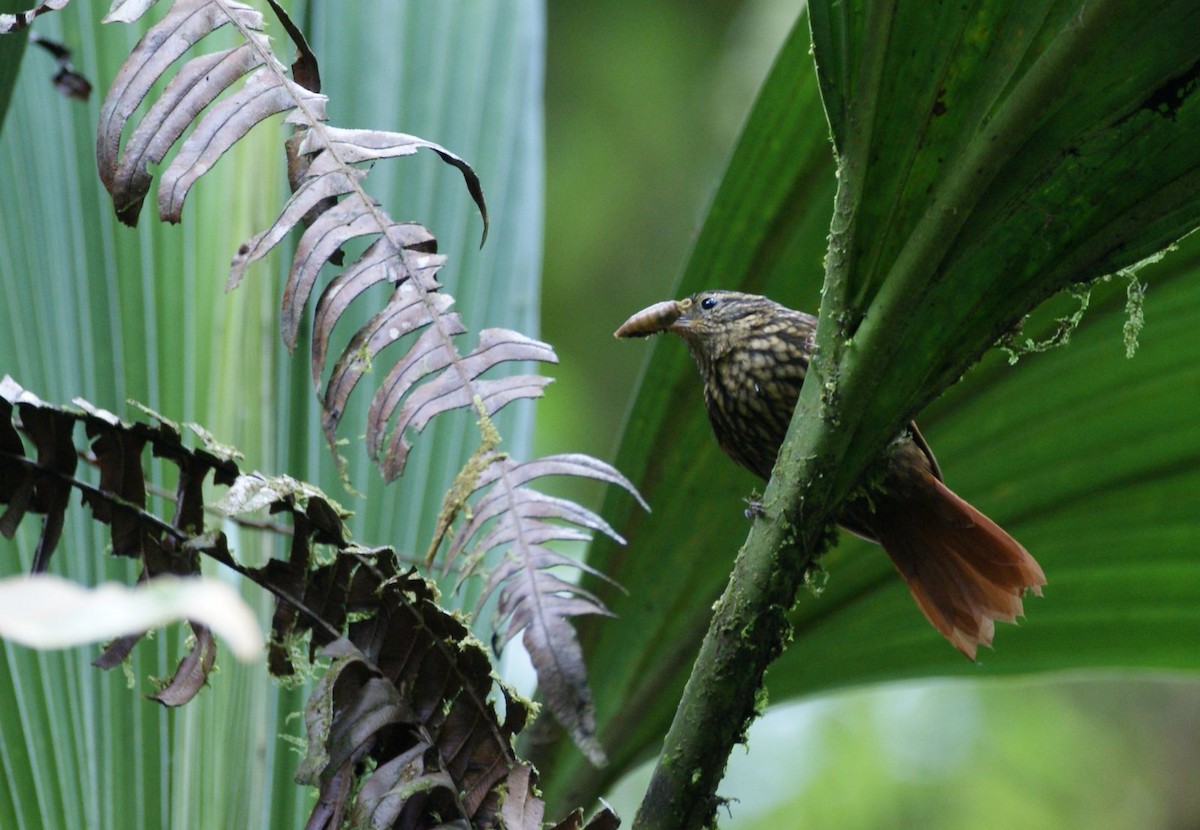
614;290;783;368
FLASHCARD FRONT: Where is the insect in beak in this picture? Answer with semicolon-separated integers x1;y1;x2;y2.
613;299;686;338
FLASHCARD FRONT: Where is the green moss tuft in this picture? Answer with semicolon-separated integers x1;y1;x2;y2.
1122;273;1146;359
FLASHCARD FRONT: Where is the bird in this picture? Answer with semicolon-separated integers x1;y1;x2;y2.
614;289;1045;659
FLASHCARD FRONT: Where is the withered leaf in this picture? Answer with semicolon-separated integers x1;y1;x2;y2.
281;193;384;348
14;393;79;571
350;745;454;828
294;565;539;827
0;379;31;533
227;166;364;293
2;379;628;825
264;0;319;93
310;229;440;386
500;763;545;830
0;0;70;33
149;622;216;706
158;66;314;223
91;0;654;790
374;329;557;482
109;43;267;216
97;0;268;215
84;420;149;557
2;379;594;825
98;0;494;478
93;632;145;669
102;0;159;24
428;453;645;768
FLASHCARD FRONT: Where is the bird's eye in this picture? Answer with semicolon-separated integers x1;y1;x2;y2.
700;296;718;310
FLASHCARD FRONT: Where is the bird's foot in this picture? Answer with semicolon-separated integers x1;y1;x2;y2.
743;494;765;520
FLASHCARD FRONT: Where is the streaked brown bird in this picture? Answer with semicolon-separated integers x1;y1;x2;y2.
615;290;1045;659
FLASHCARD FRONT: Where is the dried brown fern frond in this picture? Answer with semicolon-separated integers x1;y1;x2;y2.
0;377;620;828
438;452;648;766
94;0;647;762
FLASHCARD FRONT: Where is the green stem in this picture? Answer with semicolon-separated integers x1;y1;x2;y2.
629;390;841;829
630;127;877;830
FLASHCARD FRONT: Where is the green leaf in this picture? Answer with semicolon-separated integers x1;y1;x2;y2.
535;1;1200;813
808;0;1200;482
776;245;1200;691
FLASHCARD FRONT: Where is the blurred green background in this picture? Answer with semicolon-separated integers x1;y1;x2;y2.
538;1;1200;827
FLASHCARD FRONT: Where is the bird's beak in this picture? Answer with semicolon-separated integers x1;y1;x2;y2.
614;299;686;338
668;305;692;334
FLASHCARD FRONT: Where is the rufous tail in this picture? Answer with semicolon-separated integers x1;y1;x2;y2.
872;472;1046;660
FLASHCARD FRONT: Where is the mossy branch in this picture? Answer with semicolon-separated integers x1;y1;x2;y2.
630;171;873;830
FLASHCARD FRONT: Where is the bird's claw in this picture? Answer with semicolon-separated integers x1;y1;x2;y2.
743;496;765;520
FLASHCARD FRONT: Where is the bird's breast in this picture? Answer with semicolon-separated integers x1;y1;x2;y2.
701;345;806;480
